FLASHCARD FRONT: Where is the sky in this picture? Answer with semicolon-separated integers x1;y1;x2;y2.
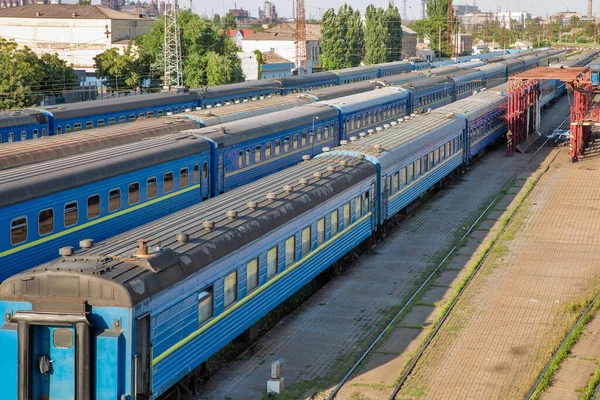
184;0;590;20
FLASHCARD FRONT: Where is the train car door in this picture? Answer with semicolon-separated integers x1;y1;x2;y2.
218;154;225;194
135;315;151;398
31;325;76;399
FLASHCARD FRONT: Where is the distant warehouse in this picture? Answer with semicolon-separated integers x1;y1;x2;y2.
0;4;153;73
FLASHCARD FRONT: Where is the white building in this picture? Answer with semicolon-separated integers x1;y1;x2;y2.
0;4;153;72
241;23;321;73
494;10;531;29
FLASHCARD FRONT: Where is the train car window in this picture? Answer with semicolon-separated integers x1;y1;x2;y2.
245;149;251;165
309;133;314;144
198;289;213;326
164;172;174;193
85;121;93;130
97;120;105;128
64;201;78;228
267;247;278;279
293;135;298;149
21;131;27;141
238;151;244;168
402;168;407;185
317;218;326;245
193;164;200;183
108;118;116;126
57;127;62;135
53;329;73;349
147;178;157;199
285;236;295;266
355;196;362;219
352;117;356;130
408;163;414;182
317;127;322;141
202;162;208;180
331;210;339;236
108;189;121;212
441;144;446;160
301;132;307;146
174;108;179;113
65;125;71;133
74;123;82;132
247;258;259;292
344;203;351;228
119;116;126;124
180;168;189;188
255;145;262;162
42;128;47;137
357;115;361;129
435;148;440;164
138;113;145;120
393;172;400;192
7;133;13;142
129;114;135;122
128;183;139;205
368;112;372;124
324;126;329;138
157;110;163;117
429;152;434;169
10;217;27;245
223;271;237;308
284;137;290;152
38;208;54;236
275;139;281;155
302;226;311;257
87;195;100;219
266;142;272;158
147;111;154;118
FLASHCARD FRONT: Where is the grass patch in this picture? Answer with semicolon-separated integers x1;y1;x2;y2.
579;359;600;400
415;301;436;307
530;297;600;400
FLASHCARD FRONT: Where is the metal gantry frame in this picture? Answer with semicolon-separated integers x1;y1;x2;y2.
508;67;594;162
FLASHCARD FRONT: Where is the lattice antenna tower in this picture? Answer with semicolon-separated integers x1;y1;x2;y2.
295;0;307;74
421;0;426;19
163;0;183;88
402;0;409;21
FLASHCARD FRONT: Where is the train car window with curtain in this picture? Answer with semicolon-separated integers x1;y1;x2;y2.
180;168;189;188
108;189;121;212
317;218;326;245
64;202;78;227
285;236;295;266
147;178;157;199
223;271;237;307
238;151;244;167
355;196;362;219
164;172;174;193
255;145;262;162
246;149;251;165
193;164;200;183
275;139;281;155
128;183;139;205
344;203;351;228
197;288;213;326
87;195;100;219
331;210;339;236
247;258;259;292
10;217;27;245
267;247;278;279
38;209;54;236
302;226;311;256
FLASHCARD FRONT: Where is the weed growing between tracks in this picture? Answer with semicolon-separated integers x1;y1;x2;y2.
579;358;600;400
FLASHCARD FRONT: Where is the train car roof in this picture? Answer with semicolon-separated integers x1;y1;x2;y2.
185;103;338;148
0;109;47;128
448;68;485;83
192;79;282;98
0;134;209;208
183;95;314;126
320;87;408;113
318;111;464;170
40;91;201;119
377;71;428;86
0;117;199;171
377;61;412;72
304;81;377;100
277;71;338;86
0;157;376;307
402;76;454;94
330;65;380;78
434;90;506;121
428;65;463;76
457;60;485;69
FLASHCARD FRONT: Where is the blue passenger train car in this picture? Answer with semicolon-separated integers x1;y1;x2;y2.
0;110;49;144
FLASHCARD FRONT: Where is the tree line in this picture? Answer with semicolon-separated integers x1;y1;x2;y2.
0;38;79;110
94;10;245;93
320;4;403;70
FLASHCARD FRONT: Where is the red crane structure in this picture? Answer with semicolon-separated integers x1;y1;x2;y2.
507;67;596;162
295;0;307;74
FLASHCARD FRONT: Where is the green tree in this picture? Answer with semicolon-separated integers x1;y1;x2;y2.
347;9;363;67
319;8;348;70
384;5;403;61
93;46;147;93
129;10;244;87
223;12;237;29
0;39;44;109
39;53;79;96
213;13;221;26
364;5;387;64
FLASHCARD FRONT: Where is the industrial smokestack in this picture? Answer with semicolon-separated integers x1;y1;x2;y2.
589;0;592;17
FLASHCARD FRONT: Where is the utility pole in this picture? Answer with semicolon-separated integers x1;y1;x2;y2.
421;0;426;19
295;0;307;73
163;0;183;88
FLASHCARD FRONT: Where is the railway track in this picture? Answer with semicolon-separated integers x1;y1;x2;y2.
327;117;570;400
